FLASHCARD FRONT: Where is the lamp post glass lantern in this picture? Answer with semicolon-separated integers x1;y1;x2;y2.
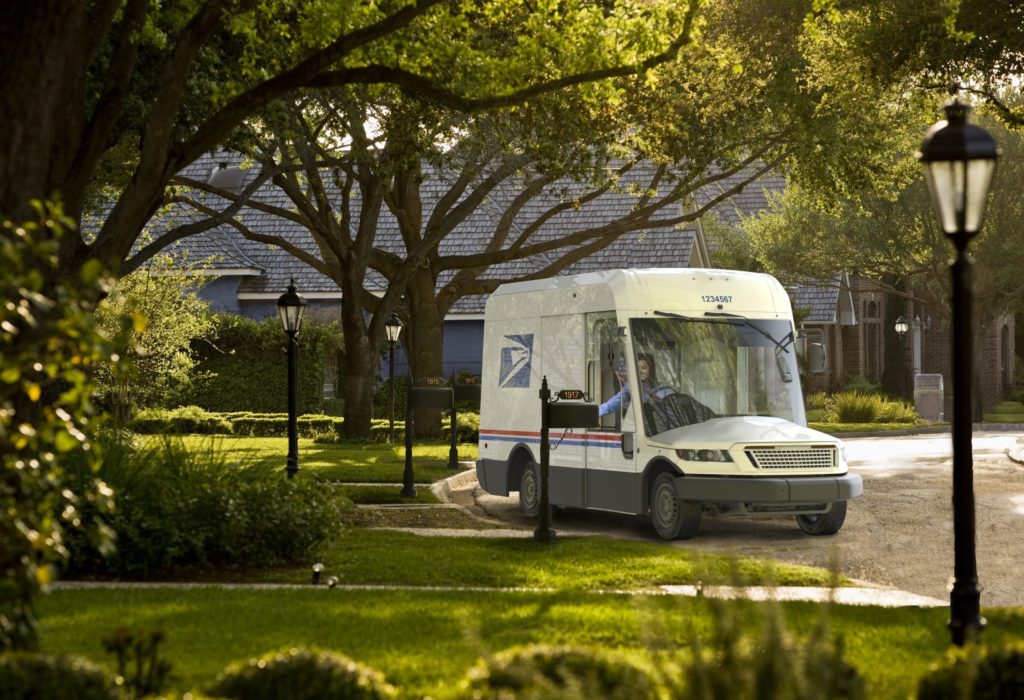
385;314;403;443
277;280;307;479
917;98;999;646
894;316;908;398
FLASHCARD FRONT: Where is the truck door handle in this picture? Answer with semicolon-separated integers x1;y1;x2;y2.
621;432;634;459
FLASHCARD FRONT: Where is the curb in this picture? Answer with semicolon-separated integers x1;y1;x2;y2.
837;423;1024;438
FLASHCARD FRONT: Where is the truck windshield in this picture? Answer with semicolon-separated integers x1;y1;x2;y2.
630;316;806;436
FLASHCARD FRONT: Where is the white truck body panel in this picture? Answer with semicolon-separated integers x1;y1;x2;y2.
476;269;862;534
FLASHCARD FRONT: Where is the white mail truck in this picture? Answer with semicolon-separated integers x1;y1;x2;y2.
475;268;862;540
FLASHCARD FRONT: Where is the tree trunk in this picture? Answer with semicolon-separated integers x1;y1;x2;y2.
405;270;446;438
340;300;377;439
0;3;86;221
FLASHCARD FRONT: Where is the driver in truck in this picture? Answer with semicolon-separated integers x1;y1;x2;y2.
599;353;674;417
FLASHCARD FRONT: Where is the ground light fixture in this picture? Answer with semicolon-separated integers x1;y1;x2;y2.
277;280;307;479
385;313;403;443
916;97;999;647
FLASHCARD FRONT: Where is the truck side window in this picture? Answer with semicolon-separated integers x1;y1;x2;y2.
586;312;620;430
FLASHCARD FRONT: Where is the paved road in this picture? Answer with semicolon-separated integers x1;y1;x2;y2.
474;432;1024;607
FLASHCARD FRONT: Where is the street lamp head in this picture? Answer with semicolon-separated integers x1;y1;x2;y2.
385;313;403;344
277;279;307;335
916;99;999;236
894;315;909;336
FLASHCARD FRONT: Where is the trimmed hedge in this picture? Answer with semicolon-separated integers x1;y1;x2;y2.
180;314;343;414
462;644;662;700
209;648;396;700
129;407;480;443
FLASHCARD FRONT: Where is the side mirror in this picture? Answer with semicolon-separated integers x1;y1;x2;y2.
808;343;827;374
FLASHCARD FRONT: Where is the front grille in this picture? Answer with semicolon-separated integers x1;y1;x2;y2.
745;447;836;470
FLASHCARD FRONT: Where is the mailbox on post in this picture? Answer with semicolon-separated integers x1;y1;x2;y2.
535;378;599;543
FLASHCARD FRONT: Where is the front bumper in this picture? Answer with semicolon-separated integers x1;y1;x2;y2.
674;472;862;504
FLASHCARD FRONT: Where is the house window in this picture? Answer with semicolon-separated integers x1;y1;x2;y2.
323;352;338;399
863;301;882;383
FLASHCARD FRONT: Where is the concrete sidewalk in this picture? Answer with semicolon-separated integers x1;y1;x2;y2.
50;580;945;608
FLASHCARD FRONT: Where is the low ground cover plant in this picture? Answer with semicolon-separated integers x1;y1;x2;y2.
824;391;918;425
67;436;344;578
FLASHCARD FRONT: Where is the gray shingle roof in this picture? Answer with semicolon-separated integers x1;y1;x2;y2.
792;273;855;324
143;153;775;304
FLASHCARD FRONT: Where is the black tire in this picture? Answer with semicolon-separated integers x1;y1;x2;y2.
796;501;847;535
518;461;540;517
650;473;701;540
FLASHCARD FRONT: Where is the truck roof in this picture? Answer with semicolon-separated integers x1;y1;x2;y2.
487;268;792;319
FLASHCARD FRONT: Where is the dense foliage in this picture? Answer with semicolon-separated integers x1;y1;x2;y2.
93;251;215;415
0;652;119;700
917;643;1024;700
66;437;343;578
180;314;343;414
0;204;120;650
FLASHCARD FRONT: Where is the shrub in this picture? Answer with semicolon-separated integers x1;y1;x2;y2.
825;392;883;423
824;392;919;424
462;644;662;700
683;598;864;700
876;399;918;423
917;643;1024;700
180;314;343;414
841;375;882;395
0;652;118;700
805;392;829;411
131;405;233;434
209;648;396;700
66;437;343;577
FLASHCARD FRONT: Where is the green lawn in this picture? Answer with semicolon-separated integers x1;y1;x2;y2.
983;400;1024;423
36;587;1024;699
142;435;477;482
146;528;843;589
37;431;1024;698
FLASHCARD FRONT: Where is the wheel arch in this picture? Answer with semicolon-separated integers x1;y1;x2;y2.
640;457;683;513
507;444;537;493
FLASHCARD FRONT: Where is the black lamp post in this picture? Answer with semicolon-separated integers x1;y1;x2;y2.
917;98;999;646
894;315;909;399
277;280;307;479
385;313;403;443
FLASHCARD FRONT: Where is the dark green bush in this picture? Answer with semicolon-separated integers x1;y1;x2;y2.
918;643;1024;700
180;314;343;413
66;437;343;578
462;644;662;700
130;405;233;434
209;648;396;700
0;652;118;700
841;375;882;395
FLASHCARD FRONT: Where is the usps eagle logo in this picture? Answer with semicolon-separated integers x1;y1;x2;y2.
499;334;534;388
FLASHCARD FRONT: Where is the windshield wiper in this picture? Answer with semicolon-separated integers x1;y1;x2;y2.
703;311;794;354
654;310;702;321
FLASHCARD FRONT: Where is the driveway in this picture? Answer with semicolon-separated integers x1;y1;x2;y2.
472;432;1024;607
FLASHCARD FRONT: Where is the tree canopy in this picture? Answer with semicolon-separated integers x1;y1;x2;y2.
0;0;696;281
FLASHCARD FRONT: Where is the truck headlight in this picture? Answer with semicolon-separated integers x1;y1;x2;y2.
676;449;733;463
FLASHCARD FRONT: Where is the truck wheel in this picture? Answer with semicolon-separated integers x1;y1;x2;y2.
518;461;540;517
796;501;847;535
651;473;700;540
